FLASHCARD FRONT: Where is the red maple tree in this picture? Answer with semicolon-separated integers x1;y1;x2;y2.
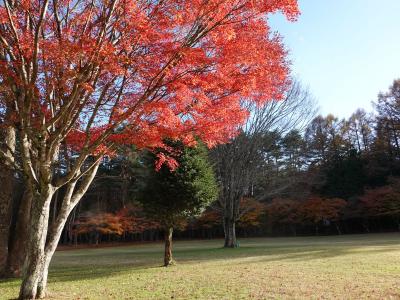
0;0;299;298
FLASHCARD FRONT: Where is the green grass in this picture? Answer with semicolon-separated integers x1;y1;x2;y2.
1;233;400;299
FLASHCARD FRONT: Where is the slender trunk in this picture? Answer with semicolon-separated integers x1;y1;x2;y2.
37;202;77;299
121;166;128;208
390;120;400;154
6;188;33;277
362;220;370;233
355;129;361;152
51;190;59;225
0;125;16;276
291;224;297;237
223;218;237;248
394;216;400;232
164;227;174;266
335;223;342;235
67;204;79;245
19;188;53;300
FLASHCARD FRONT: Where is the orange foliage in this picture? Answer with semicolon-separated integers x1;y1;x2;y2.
116;205;160;233
74;204;160;237
74;213;125;236
297;197;347;225
238;197;266;227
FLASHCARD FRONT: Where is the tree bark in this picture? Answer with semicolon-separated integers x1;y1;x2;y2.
6;188;33;277
19;187;53;300
223;218;237;248
164;227;174;266
0;125;16;276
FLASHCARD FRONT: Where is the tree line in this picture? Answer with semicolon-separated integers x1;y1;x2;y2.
44;79;400;247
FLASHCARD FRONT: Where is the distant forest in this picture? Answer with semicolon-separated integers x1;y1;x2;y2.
7;79;400;246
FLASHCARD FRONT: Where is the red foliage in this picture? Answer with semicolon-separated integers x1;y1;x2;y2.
0;0;299;167
297;196;347;225
74;204;160;238
266;196;347;229
238;197;266;228
359;179;400;218
115;205;160;233
265;198;299;226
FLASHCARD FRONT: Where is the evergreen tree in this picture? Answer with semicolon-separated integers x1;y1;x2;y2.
138;140;218;266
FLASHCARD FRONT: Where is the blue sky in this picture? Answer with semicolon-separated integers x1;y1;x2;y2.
269;0;400;118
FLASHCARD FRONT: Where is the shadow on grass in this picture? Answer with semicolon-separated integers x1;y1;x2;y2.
1;233;399;286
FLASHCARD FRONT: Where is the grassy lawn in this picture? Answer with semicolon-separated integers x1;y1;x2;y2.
1;233;399;299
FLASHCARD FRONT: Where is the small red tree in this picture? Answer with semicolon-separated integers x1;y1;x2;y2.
265;198;299;235
73;205;161;244
359;178;400;230
115;205;160;235
297;196;347;235
74;212;124;244
0;0;299;298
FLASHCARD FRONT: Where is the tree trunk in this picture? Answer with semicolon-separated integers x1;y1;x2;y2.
291;224;297;237
36;254;51;299
37;203;77;299
0;167;14;275
18;156;99;299
19;188;52;300
335;223;342;235
6;188;33;277
164;227;174;266
362;220;370;233
0;125;16;276
223;218;237;248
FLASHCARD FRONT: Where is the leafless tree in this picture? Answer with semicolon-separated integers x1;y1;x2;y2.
211;79;316;247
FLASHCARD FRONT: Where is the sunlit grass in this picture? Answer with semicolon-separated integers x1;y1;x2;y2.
1;233;399;299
